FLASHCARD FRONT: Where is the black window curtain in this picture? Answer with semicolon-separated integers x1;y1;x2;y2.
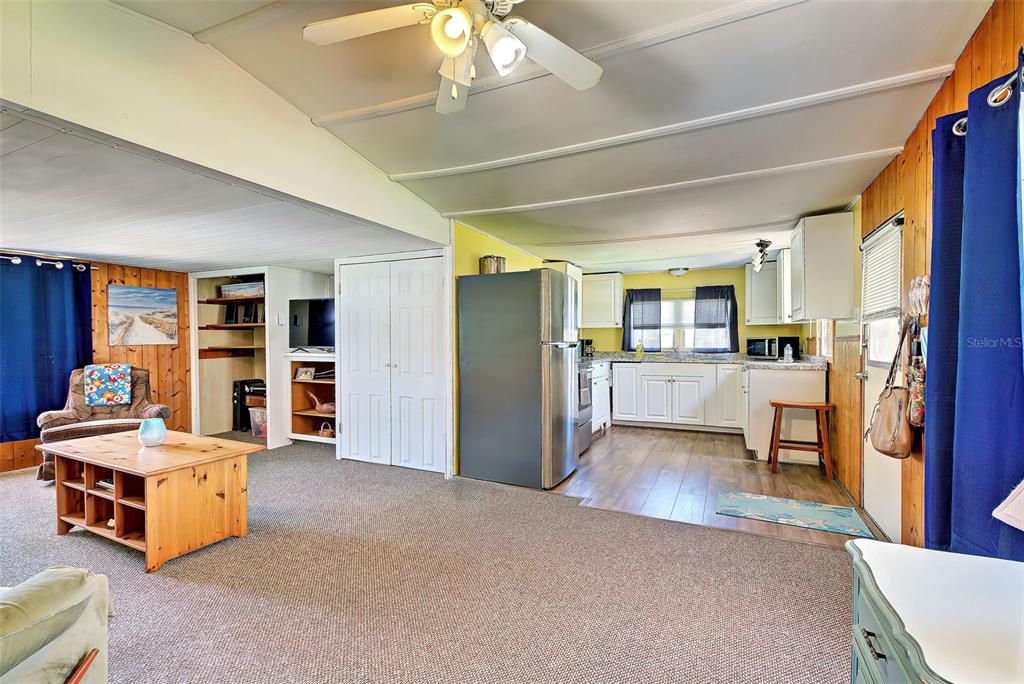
0;255;93;442
693;285;738;353
621;288;661;352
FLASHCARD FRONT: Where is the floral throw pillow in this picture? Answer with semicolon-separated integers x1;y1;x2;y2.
84;364;132;406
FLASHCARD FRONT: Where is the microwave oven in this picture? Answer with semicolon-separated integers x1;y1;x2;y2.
747;337;778;358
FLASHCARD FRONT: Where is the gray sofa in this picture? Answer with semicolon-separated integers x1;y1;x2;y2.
0;567;112;683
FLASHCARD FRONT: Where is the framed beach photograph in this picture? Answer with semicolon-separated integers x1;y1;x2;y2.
108;285;178;345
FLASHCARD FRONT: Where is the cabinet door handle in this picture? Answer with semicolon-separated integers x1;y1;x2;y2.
860;628;886;661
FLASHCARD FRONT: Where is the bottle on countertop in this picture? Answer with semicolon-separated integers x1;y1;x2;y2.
782;344;794;364
635;341;645;360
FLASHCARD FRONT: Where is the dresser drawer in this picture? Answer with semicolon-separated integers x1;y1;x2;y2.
853;579;916;683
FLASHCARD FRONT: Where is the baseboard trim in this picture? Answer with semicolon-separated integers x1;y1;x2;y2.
611;420;743;434
0;438;42;473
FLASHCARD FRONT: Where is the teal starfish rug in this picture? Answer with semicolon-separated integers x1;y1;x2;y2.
716;491;875;538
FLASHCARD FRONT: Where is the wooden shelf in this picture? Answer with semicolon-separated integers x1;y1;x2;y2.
290;431;337;445
292;409;335;419
293;378;335;385
60;513;87;528
117;530;147;552
87;487;115;501
199;323;265;330
199;345;265;360
198;295;264;305
62;478;85;491
118;496;146;511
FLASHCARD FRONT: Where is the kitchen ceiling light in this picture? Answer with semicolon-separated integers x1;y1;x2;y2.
752;239;772;273
431;7;473;57
480;20;527;76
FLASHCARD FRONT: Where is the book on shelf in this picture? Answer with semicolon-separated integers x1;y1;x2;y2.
96;477;114;491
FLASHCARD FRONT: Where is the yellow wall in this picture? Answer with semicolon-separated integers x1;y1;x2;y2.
453;222;545;276
582;267;807;352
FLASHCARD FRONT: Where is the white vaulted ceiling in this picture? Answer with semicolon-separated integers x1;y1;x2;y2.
108;1;989;271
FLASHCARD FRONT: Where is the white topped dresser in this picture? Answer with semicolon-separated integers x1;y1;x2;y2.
846;539;1024;683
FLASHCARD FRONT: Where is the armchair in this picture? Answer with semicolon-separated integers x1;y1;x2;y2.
36;367;171;480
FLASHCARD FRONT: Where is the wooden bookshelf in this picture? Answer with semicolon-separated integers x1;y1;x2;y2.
197;295;265;305
289;359;336;444
199;323;265;330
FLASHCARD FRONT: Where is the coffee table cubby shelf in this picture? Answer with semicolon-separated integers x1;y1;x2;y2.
55;457;147;552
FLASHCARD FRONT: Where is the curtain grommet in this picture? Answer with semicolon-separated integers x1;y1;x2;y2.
986;72;1017;108
952;117;967;137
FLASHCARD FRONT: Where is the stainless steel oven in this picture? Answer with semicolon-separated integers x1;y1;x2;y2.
574;364;593;456
746;336;778;359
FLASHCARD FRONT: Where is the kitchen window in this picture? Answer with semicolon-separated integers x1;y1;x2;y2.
661;299;695;351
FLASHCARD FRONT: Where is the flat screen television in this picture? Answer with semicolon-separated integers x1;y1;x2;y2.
289;298;335;350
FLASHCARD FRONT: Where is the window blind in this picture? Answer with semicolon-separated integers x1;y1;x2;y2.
861;217;903;320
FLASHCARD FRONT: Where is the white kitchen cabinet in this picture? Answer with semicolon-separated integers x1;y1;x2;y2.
788;213;855;322
613;362;716;426
582;273;624;328
745;261;781;325
640;375;673;423
745;367;826;464
741;367;752;446
591;361;611;432
777;249;793;324
713;364;744;428
669;375;705;424
545;262;582;330
611;362;639;420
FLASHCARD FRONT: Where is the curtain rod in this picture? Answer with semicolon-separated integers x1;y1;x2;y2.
0;250;98;271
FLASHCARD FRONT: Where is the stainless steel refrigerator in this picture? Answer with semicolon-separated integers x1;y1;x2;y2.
458;268;578;489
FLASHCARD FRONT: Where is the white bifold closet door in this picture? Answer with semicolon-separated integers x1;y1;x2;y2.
338;257;445;472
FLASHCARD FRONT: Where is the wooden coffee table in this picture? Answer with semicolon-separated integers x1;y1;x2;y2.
39;431;264;572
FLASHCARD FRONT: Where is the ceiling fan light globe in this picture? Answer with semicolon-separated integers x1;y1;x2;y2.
481;20;527;76
431;7;472;56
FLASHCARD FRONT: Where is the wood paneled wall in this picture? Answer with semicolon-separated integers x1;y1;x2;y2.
0;262;191;474
92;264;192;432
830;337;863;504
856;0;1022;546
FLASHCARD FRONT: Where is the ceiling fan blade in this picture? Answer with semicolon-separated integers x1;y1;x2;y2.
504;17;602;90
436;77;468;114
303;4;431;46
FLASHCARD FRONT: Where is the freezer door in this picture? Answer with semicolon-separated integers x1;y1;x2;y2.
541;342;577;488
538;269;578;344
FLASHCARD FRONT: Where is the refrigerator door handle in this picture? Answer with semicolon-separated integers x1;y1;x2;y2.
542;341;579;349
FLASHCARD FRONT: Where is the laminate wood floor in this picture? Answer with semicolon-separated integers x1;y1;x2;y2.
553;426;879;548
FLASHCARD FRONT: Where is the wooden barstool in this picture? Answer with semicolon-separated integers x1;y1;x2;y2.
767;400;834;479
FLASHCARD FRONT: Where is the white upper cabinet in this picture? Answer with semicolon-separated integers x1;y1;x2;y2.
582;273;624;328
788;213;856;322
744;260;780;325
544;262;583;329
777;249;793;324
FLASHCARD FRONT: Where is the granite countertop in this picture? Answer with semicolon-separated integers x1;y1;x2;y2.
585;350;827;371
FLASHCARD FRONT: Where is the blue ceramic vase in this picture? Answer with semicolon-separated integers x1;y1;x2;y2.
138;417;167;447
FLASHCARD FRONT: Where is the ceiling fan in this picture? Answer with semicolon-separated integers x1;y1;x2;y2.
302;0;603;114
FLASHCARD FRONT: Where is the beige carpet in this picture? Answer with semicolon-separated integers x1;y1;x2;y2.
1;442;853;683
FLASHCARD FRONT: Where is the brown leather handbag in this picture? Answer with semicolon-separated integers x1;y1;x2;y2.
866;318;914;459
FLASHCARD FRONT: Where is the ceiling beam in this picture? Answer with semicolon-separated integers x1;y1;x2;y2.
192;1;300;44
442;147;903;218
311;0;810;126
390;66;951;181
518;220;801;248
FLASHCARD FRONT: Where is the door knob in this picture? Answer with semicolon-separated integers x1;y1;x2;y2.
854;371;868;381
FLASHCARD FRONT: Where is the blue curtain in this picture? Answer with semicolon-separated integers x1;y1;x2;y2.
0;256;93;442
621;288;661;351
949;56;1024;561
924;112;967;552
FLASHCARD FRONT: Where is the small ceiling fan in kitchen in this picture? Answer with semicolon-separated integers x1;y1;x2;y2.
302;0;603;114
